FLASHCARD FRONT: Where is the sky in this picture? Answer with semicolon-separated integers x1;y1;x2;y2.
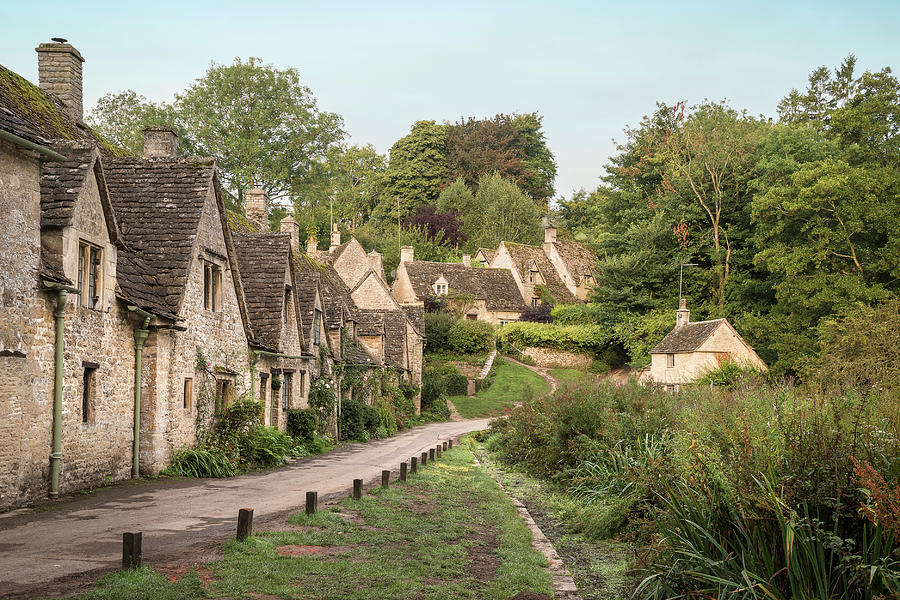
1;0;898;200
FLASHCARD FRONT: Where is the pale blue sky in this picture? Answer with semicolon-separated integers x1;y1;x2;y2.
2;0;897;198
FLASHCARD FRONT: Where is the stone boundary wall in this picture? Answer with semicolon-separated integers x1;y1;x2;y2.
521;347;593;370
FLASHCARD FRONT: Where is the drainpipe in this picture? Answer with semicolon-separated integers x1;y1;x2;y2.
128;306;153;478
43;280;80;499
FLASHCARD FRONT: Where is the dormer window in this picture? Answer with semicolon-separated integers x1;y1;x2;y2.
529;269;538;283
434;282;448;296
203;261;222;311
77;242;102;309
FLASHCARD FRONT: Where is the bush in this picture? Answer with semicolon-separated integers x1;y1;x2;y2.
498;321;611;355
169;447;236;478
519;303;553;323
424;312;456;353
245;427;295;466
286;408;317;444
214;401;263;438
551;303;608;325
445;372;469;396
339;397;380;441
447;319;494;354
695;360;765;388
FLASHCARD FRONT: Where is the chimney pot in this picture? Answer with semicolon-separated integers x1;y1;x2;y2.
400;246;414;264
462;254;471;267
36;41;84;121
330;223;341;250
245;188;269;232
367;250;384;277
676;299;690;328
141;127;178;158
307;235;318;254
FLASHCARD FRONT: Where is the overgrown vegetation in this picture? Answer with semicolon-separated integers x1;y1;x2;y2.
488;373;900;599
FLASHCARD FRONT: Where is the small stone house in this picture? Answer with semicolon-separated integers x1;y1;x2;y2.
391;246;525;325
541;225;598;301
490;240;577;307
648;300;767;390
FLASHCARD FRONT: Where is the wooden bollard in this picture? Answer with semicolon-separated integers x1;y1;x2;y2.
443;441;448;451
436;445;441;459
421;451;428;466
306;491;318;515
122;532;142;569
448;439;453;449
353;478;363;500
429;448;435;461
410;456;418;473
400;462;407;481
382;470;390;488
237;508;253;541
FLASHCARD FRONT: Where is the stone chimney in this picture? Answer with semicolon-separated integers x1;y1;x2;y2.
542;222;557;254
400;246;414;264
462;254;471;267
142;127;178;158
676;298;690;328
307;235;318;254
329;223;341;251
245;188;269;232
367;250;383;276
280;215;300;254
36;40;84;121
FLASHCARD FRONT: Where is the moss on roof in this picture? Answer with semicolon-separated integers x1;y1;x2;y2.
227;209;259;233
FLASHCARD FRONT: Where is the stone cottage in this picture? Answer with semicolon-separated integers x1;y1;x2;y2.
647;300;767;390
489;240;577;307
391;246;525;325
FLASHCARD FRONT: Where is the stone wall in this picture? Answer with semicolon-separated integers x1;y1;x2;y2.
521;347;593;369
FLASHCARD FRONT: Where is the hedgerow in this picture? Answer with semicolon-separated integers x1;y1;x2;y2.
498;321;613;355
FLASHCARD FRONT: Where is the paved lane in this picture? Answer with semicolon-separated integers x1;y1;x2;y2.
0;418;491;595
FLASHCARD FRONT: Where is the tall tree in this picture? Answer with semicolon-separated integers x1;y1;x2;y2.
86;90;176;155
375;120;448;222
464;172;543;249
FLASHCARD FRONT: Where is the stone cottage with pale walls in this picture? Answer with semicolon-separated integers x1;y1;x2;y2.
391;247;525;325
647;299;768;390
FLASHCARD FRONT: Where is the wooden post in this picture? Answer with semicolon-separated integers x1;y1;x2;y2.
443;441;448;451
448;439;453;449
400;462;407;481
421;451;428;466
429;448;435;461
353;478;362;500
122;532;142;569
382;470;390;488
436;445;441;459
237;508;253;541
306;491;318;515
410;456;418;473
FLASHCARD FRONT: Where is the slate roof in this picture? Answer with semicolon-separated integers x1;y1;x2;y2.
651;319;725;354
105;157;216;317
293;271;320;347
40;247;70;285
232;232;296;351
502;242;577;304
318;264;356;330
403;261;525;311
554;240;597;284
343;335;379;366
356;309;408;369
0;64;123;156
356;310;385;336
401;304;425;337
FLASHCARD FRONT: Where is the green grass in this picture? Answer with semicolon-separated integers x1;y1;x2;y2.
549;368;593;388
67;444;551;600
450;361;551;419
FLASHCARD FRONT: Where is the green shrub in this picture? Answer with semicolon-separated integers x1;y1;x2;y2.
214;401;264;438
339;397;380;441
695;361;765;388
286;408;317;444
445;372;469;396
169;447;236;478
422;361;462;405
447;319;495;354
498;321;611;355
424;312;457;353
245;427;295;466
551;303;608;325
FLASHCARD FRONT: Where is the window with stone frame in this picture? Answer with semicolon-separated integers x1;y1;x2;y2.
183;378;193;410
203;261;223;311
283;285;292;324
77;242;102;309
215;379;234;411
313;308;322;345
259;372;269;403
434;282;448;295
531;297;540;308
82;362;98;423
281;372;293;411
666;353;675;368
529;269;538;283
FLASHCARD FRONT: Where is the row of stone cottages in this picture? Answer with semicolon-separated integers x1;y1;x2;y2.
0;41;423;511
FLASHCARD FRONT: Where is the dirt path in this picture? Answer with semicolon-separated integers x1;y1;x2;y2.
447;399;464;421
502;355;558;393
0;418;491;598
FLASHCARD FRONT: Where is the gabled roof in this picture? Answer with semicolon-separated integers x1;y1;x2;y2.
105;156;217;316
401;304;425;337
356;309;409;370
343;335;379;366
651;319;725;354
553;240;597;283
403;261;524;312
39;142;121;243
474;248;495;263
293;271;321;347
232;232;302;351
356;310;385;336
40;247;70;285
502;242;577;303
0;64;123;157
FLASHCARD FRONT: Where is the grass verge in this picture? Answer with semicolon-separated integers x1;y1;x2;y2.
67;442;551;600
450;361;551;419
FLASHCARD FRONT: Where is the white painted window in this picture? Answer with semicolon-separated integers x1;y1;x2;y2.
434;283;448;296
